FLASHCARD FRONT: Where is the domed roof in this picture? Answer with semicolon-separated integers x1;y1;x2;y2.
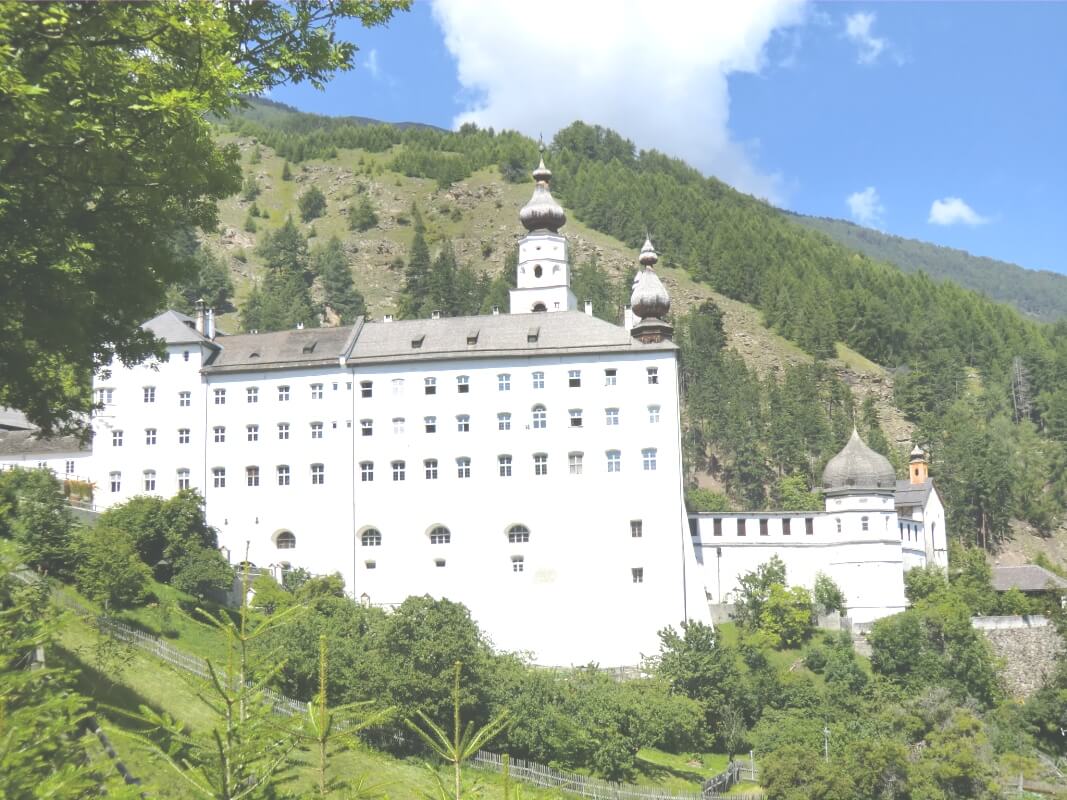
822;428;896;494
519;153;566;233
630;238;670;320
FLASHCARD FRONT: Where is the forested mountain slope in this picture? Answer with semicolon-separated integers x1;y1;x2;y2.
185;100;1067;559
786;212;1067;323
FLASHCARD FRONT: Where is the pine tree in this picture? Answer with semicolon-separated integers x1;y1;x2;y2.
246;217;316;331
298;185;327;222
348;195;379;232
313;236;366;324
427;241;458;316
400;204;431;318
281;160;292;181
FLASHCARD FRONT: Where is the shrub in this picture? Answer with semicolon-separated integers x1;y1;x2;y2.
298;185;327;222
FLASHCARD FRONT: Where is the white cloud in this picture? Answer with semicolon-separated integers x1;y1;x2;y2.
928;197;990;226
844;12;888;65
430;0;807;204
364;48;380;79
846;186;885;228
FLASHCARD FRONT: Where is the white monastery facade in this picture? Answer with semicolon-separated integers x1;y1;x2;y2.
1;154;949;662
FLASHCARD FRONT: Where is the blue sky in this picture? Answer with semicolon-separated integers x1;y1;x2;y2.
269;1;1067;274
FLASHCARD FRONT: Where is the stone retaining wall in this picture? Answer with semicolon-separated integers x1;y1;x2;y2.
974;616;1064;698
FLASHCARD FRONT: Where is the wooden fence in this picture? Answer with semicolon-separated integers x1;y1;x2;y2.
18;570;764;800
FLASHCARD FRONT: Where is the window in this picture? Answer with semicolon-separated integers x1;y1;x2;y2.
646;367;659;385
247;424;259;442
361;529;382;547
632;567;644;584
435;558;446;568
247;387;259;403
457;457;471;478
642;448;657;471
861;516;869;532
568;369;581;388
278;385;290;402
276;531;296;550
177;469;190;490
806;518;814;535
212;467;226;488
424;459;438;480
835;518;842;534
109;472;121;493
178;391;190;407
534;453;548;476
183;350;189;361
65;460;74;474
311;464;325;485
424;416;437;434
508;525;530;544
454;375;470;394
783;518;791;536
532;371;544;389
605;408;619;426
360;462;374;482
213;426;225;444
309;422;323;439
604;368;617;386
648;405;660;423
569;452;583;474
497;413;511;431
311;383;324;400
713;519;722;536
95;387;114;405
498;455;512;477
532;405;547;429
277;465;290;486
387;417;403;435
569;409;583;428
214;388;226;405
498;373;511;391
391;378;404;396
606;450;621;473
429;526;451;545
760;519;769;536
738;519;747;536
424;377;436;395
392;461;406;481
456;415;470;433
143;470;156;491
360;419;372;437
631;520;643;538
112;430;123;447
360;381;373;398
246;466;260;487
143;386;156;403
512;555;525;573
145;428;157;445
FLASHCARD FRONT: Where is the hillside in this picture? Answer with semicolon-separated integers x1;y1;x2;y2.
786;212;1067;322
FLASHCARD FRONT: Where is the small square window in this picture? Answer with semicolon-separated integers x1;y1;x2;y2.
512;556;525;573
632;567;644;584
604;368;617;386
365;560;377;569
569;409;583;428
457;375;470;393
425;416;437;434
568;370;581;388
361;419;373;437
424;377;436;395
647;367;659;385
310;422;323;439
178;391;190;407
360;381;373;398
213;426;225;444
605;408;619;426
434;558;446;568
278;385;290;402
457;415;470;433
631;520;643;538
498;373;511;392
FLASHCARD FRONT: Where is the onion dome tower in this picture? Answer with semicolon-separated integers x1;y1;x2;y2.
629;236;673;343
909;445;929;485
822;428;896;496
509;145;577;314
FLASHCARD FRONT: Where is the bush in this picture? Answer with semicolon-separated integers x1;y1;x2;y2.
298;185;326;222
813;572;846;616
171;547;234;600
685;487;730;512
348;195;378;231
803;645;828;673
74;525;151;609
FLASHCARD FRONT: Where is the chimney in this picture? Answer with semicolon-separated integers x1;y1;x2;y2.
909;446;929;485
383;314;394;323
623;306;635;332
584;300;593;317
195;299;206;335
205;308;216;340
491;306;500;316
431;310;441;320
296;321;304;330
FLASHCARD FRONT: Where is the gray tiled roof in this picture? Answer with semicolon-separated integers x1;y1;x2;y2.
992;565;1067;593
895;479;933;508
143;310;218;348
204;324;357;373
347;311;674;365
0;429;88;456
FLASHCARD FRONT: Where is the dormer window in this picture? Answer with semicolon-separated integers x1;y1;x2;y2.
527;327;540;342
411;335;424;349
466;331;479;346
301;341;317;354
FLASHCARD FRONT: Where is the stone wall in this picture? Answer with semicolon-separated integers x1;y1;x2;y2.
974;616;1064;698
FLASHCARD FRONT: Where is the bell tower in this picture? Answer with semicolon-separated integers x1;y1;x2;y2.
909;446;929;485
509;148;577;314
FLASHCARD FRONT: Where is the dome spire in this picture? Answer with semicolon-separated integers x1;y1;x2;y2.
519;140;566;233
629;234;672;343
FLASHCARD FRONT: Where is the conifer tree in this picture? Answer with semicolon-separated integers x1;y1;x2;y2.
298;185;327;222
348;195;379;232
427;241;458;316
281;161;293;181
313;236;366;324
400;204;431;318
243;217;315;332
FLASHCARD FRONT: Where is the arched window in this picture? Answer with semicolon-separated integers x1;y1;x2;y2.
507;525;530;544
361;528;382;547
532;302;547;312
533;264;543;278
276;531;296;550
532;405;547;429
429;526;451;545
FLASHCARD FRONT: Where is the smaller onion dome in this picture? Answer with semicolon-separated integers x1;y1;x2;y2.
630;239;670;321
909;445;926;461
639;236;659;267
519;152;566;233
822;428;896;494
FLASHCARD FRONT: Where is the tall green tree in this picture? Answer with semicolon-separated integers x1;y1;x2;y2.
400;205;431;318
243;217;316;332
298;185;327;222
348;195;379;232
0;0;410;432
313;236;366;324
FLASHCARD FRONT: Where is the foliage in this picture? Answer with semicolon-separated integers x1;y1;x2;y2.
349;195;379;232
73;524;151;609
732;555;787;631
813;573;846;616
684;487;730;512
0;0;410;432
758;584;814;649
97;489;218;571
298;185;328;222
167;245;236;314
171;547;234;600
313;236;366;323
773;476;822;512
243;216;317;332
0;467;76;578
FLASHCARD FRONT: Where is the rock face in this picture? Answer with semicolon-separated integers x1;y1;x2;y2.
974;616;1064;698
